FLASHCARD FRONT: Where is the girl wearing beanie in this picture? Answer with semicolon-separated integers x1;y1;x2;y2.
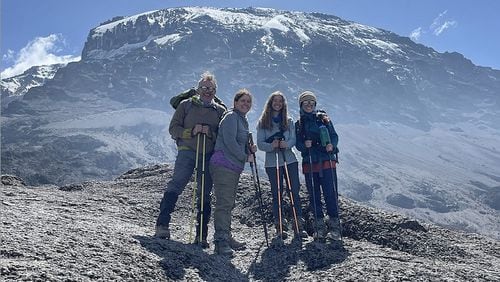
295;91;341;241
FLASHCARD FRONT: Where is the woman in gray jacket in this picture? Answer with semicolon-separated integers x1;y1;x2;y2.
257;91;307;242
210;89;257;256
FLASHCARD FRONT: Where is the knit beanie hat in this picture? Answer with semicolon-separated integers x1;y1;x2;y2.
299;91;316;106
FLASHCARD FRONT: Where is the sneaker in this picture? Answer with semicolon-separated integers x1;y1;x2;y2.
193;237;210;249
229;236;246;251
154;225;170;239
215;241;233;257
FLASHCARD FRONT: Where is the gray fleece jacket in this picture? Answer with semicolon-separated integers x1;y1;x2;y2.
256;117;299;168
213;109;249;169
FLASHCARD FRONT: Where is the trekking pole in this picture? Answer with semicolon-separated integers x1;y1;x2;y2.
325;151;342;241
248;133;270;247
275;148;284;239
331;152;342;241
320;125;342;241
308;147;319;239
280;149;300;235
198;133;207;244
189;133;201;243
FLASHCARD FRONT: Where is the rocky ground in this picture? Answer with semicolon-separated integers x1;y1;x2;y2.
1;164;499;281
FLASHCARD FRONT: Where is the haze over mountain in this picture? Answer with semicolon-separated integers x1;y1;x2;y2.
1;7;499;239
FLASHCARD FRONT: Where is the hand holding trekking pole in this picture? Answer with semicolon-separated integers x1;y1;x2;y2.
304;140;312;148
325;143;334;152
271;139;280;149
192;124;210;135
192;124;203;135
279;139;288;149
247;144;257;162
201;125;210;135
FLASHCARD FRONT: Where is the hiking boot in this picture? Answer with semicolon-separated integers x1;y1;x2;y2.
281;218;289;232
215;241;233;257
154;225;170;239
326;229;342;241
326;217;342;241
229;236;246;251
271;236;285;248
313;218;327;240
274;223;288;240
295;218;308;238
193;237;210;249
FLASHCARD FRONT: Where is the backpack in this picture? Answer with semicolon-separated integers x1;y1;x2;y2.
170;88;227;110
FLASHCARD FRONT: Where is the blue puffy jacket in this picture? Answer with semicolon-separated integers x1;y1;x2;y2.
295;109;339;164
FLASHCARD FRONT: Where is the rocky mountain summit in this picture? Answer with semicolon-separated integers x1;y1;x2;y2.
1;164;499;281
2;7;499;240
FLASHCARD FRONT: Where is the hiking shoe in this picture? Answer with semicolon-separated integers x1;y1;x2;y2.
274;224;288;240
296;229;308;238
313;219;327;240
326;230;341;241
281;218;289;232
271;236;285;248
295;218;308;238
154;225;170;239
229;236;246;251
215;241;233;257
193;237;210;249
326;217;342;241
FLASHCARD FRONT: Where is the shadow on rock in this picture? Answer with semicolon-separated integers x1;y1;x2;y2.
134;235;248;281
248;237;302;281
300;240;349;271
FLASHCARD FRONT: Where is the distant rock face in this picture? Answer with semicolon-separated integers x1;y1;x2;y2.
1;7;499;238
1;175;26;186
1;166;499;281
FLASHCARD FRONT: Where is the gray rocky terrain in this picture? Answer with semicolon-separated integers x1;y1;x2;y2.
1;164;499;281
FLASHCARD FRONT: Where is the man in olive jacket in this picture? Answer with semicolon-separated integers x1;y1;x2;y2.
155;71;226;249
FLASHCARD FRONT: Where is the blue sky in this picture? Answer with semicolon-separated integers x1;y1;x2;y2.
2;0;499;78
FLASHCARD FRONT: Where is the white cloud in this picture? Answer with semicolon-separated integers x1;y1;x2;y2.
429;10;457;36
2;50;15;62
430;10;448;30
1;34;80;79
410;27;422;41
433;20;457;36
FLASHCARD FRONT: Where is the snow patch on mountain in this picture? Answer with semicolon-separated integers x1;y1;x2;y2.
86;7;403;62
154;33;183;46
92;11;156;38
1;64;63;96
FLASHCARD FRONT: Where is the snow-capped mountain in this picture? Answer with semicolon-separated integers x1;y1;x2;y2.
1;64;66;108
1;7;499;239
